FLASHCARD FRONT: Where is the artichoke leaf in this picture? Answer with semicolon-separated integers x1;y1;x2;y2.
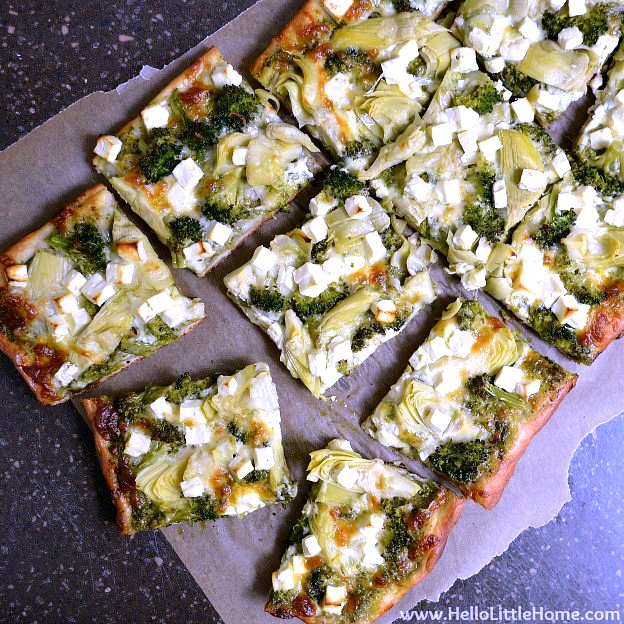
266;123;320;152
482;327;519;375
28;250;71;301
281;310;322;397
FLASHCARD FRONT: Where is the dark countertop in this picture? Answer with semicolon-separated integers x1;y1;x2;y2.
1;2;623;623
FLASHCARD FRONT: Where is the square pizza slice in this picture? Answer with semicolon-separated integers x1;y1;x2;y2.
224;168;437;398
265;439;464;623
251;0;459;172
358;67;570;291
0;185;204;405
82;363;297;535
364;298;576;508
484;170;624;364
452;0;623;127
93;46;320;277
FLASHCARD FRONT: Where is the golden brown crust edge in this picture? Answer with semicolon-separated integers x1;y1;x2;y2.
582;287;624;363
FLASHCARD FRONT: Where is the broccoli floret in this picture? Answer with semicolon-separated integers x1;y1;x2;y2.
146;316;178;344
149;419;185;446
189;495;218;522
542;4;616;47
456;299;488;332
167;372;215;404
381;227;404;254
310;238;331;264
391;0;415;11
285;515;308;548
454;83;503;115
180;119;220;158
243;469;269;483
529;306;591;362
200;200;249;225
343;139;377;161
113;392;145;423
211;85;259;133
323;167;367;201
307;566;339;604
569;152;624;197
500;65;538;98
292;286;348;320
407;56;426;77
351;315;406;352
139;128;183;182
515;123;558;159
131;495;165;532
531;209;576;248
554;253;606;305
428;439;490;483
336;360;351;375
48;221;108;276
248;285;289;312
325;48;377;82
168;216;203;251
227;420;249;444
463;162;505;242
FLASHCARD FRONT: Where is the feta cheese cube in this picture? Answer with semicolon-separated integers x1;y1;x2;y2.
292;555;307;576
494;365;524;393
322;0;352;19
294;262;327;297
184;424;211;445
457;130;478;156
468;28;493;55
396;39;419;60
167;182;195;214
552;151;571;178
136;301;157;322
218;375;239;396
461;266;487;290
518;169;547;192
363;231;387;261
427;408;451;433
519;18;541;42
440;179;463;205
447;326;476;357
328;337;352;364
310;193;338;216
141;103;170;130
53;362;80;387
125;429;152;458
161;304;188;328
327;439;353;452
451;47;479;73
253;446;275;470
430;122;454;147
344;195;372;219
308;351;327;378
149;396;173;419
251;246;278;274
302;534;322;557
567;0;586;17
556;191;581;213
485;56;506;73
106;262;135;285
179;399;205;426
424;336;451;362
434;367;462;395
475;237;492;263
81;273;115;306
301;216;328;244
69;307;91;333
324;585;347;614
54;292;79;314
511;97;534;123
180;476;204;497
183;242;212;269
231;458;254;480
518;378;541;398
116;239;147;263
6;264;28;282
552;294;590;329
272;566;296;592
372;299;397;323
324;72;351;107
558;26;584;50
452;224;479;250
535;90;560;111
267;322;284;348
405;174;433;198
589;127;613;150
146;290;175;315
478;135;503;161
172;158;204;190
206;221;232;246
447;106;480;132
335;463;359;489
94;135;123;162
501;36;531;62
211;63;243;88
276;265;296;296
231;146;248;166
493;179;508;209
604;206;624;227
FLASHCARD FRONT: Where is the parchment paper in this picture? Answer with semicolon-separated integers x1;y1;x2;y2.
1;1;622;622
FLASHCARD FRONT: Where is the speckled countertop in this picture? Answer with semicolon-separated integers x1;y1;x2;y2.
0;2;623;623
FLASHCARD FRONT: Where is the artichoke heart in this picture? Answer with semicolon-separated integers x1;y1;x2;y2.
28;250;71;301
136;446;194;507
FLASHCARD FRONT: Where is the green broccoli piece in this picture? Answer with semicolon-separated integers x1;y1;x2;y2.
307;566;339;604
200;200;249;226
454;83;503;116
139;128;183;182
531;209;576;248
211;85;259;133
343;139;377;161
542;4;616;47
336;360;351;375
180;119;220;159
381;227;404;254
292;286;348;320
529;306;591;362
113;392;145;423
407;56;426;77
569;152;624;197
131;495;165;532
168;216;203;251
456;299;488;332
324;48;377;84
391;0;415;12
500;65;538;98
248;285;289;312
515;123;558;159
166;372;215;404
189;495;218;522
463;162;505;242
310;238;331;264
227;420;248;444
149;419;185;446
243;469;269;483
351;315;406;352
146;316;178;345
323;167;367;201
48;221;108;276
428;439;490;483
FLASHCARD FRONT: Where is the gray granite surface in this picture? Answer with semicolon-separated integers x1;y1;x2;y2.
0;2;623;623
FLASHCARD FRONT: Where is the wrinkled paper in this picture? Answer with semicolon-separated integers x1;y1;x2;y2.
0;1;622;622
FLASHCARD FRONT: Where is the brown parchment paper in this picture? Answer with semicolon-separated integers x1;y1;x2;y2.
1;1;623;622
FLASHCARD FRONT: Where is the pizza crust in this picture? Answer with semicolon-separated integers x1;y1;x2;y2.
580;283;624;363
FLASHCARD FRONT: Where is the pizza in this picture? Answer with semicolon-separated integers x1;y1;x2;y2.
93;46;320;277
357;66;570;291
81;362;297;535
0;185;204;405
452;0;623;127
251;0;459;172
265;439;464;623
484;170;624;364
364;298;576;508
224;167;437;398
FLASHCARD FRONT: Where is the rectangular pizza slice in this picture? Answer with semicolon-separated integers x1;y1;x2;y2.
364;298;576;508
265;439;464;623
452;1;623;127
357;67;571;291
483;171;624;364
93;46;320;277
81;362;297;535
0;185;204;405
224;168;437;398
251;0;459;172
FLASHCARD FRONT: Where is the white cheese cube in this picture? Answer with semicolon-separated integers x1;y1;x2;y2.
451;47;479;73
404;174;433;198
335;463;359;489
167;182;195;214
440;179;463;205
493;179;508;208
69;307;91;333
324;72;351;107
519;18;541;42
344;195;372;219
556;191;581;213
184;424;211;445
535;90;560;111
301;216;328;244
324;585;347;613
604;206;624;227
267;322;284;349
518;169;546;192
447;326;476;357
183;242;212;269
427;408;451;433
149;396;173;419
478;135;503;161
468;28;493;55
434;367;462;395
251;246;278;274
231;146;248;166
308;350;327;378
485;57;505;73
447;106;480;132
323;0;352;19
424;336;450;362
231;458;254;480
186;301;204;322
141;103;170;130
81;273;115;306
94;135;123;162
461;266;487;290
321;256;345;283
567;0;586;17
558;26;584;50
6;264;28;282
272;566;296;592
146;291;175;315
511;97;534;123
542;273;567;309
457;130;478;156
211;63;243;88
475;237;492;263
452;224;479;250
310;193;338;216
552;294;590;329
552;151;571;178
363;231;387;261
501;36;531;62
179;399;205;426
518;378;541;398
302;534;322;557
106;262;135;285
589;127;613;150
218;375;239;396
292;555;307;576
180;476;204;498
136;301;157;322
277;265;296;296
125;429;152;458
372;299;397;323
52;361;80;387
116;239;147;263
55;292;79;314
294;262;328;297
161;304;188;328
328;338;352;365
396;39;419;60
206;221;232;246
253;446;275;470
494;365;524;393
172;158;204;191
430;122;454;147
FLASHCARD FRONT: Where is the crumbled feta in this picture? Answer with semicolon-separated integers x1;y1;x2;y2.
147;290;175;315
518;18;541;42
125;429;152;458
552;151;571;178
447;326;475;357
493;179;508;208
604;202;624;227
167;182;195;214
556;191;581;213
589;127;613;150
206;221;232;246
535;90;560;111
106;262;135;285
53;362;79;387
94;135;123;162
363;231;387;261
301;216;328;244
218;375;239;396
451;47;479;73
468;28;494;56
324;585;347;614
322;0;352;19
185;424;211;445
328;337;351;365
457;130;478;156
179;399;204;426
272;565;295;592
424;336;451;362
430;122;454;147
172;158;204;190
434;367;462;395
231;458;254;480
55;292;79;314
141;103;170;130
427;408;451;433
344;195;372;219
69;307;91;333
511;97;534;123
324;72;351;108
558;26;584;50
328;439;353;452
160;304;187;328
136;301;157;322
453;224;479;250
116;239;147;263
372;299;397;323
501;35;531;62
440;179;463;205
494;366;523;393
567;0;586;17
292;555;306;576
267;322;284;348
251;246;278;274
302;534;322;557
405;174;433;198
552;294;590;329
485;56;506;73
277;264;296;296
6;264;28;282
518;378;541;398
294;262;328;297
462;266;487;290
310;193;338;216
308;351;327;378
81;273;115;306
475;237;492;263
149;396;173;419
211;63;243;88
180;476;204;497
447;106;480;133
518;169;547;192
253;446;275;470
48;313;70;340
478;135;503;161
231;146;248;166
